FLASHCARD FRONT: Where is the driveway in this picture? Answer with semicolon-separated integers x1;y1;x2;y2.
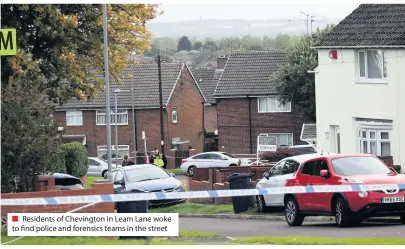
179;217;405;238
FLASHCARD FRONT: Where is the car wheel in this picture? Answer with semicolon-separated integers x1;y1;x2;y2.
285;196;304;226
187;166;196;176
102;170;108;178
400;215;405;224
334;197;353;227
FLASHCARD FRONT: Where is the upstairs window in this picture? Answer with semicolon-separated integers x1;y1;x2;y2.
96;110;128;125
172;108;178;123
66;111;83;126
258;97;291;113
358;50;387;81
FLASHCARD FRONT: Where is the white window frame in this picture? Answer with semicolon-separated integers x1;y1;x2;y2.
66;111;83;126
97;145;130;160
356;121;392;157
357;50;388;83
172;108;178;124
258;97;291;113
96;110;128;125
259;133;294;147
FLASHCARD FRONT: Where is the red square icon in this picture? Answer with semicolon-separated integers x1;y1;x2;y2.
12;216;18;222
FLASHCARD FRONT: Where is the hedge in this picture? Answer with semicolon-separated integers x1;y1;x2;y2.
260;147;300;162
46;147;67;174
60;142;89;177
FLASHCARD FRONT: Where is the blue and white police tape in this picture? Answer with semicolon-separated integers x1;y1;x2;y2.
1;184;404;206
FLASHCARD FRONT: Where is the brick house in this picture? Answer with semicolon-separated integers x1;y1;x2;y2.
192;56;227;151
54;63;206;161
214;50;306;154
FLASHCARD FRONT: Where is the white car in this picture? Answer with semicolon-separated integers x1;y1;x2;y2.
180;152;246;175
87;157;119;177
255;153;322;213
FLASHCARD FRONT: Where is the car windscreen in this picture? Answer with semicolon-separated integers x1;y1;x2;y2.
54;178;83;186
221;152;237;158
331;156;391;176
125;166;171;182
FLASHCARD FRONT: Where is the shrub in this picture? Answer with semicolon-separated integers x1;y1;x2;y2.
45;147;67;174
260;147;300;162
60;142;89;177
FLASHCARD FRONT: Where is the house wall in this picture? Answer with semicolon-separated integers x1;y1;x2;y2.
54;66;205;157
217;98;305;154
315;49;405;172
204;105;217;133
167;66;205;152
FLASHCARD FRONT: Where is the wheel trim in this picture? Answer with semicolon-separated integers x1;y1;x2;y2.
335;202;342;225
189;167;194;175
286;201;296;223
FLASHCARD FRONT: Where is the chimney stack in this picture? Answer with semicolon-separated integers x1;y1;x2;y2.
217;55;228;70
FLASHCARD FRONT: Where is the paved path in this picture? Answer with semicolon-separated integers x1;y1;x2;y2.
179;217;405;238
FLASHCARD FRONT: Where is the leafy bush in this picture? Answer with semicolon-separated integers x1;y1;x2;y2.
60;142;89;177
45;147;67;174
260;147;300;162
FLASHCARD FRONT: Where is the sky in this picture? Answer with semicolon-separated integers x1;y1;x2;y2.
151;4;360;23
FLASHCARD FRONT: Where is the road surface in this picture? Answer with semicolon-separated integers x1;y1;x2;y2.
179;217;405;238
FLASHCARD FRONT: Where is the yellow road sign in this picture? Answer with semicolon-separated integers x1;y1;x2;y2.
0;29;17;56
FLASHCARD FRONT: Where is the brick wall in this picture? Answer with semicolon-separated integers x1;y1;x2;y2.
1;182;114;216
188;180;213;204
54;66;205;157
217;98;306;154
204;105;217;133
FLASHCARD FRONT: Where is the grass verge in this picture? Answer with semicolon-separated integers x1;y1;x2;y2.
1;230;221;245
85;176;103;188
150;203;233;214
227;236;405;245
167;169;185;175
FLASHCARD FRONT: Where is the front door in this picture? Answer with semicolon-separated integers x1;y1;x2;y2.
330;125;341;153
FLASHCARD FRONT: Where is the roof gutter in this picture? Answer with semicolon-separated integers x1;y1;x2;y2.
312;45;405;49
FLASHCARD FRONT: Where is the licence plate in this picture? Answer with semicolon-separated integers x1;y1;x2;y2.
382;196;405;203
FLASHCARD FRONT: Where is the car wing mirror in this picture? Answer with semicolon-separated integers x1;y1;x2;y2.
170;173;176;177
263;172;270;180
114;179;125;186
320;170;329;178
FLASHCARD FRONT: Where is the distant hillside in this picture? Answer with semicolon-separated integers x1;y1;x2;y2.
146;18;339;38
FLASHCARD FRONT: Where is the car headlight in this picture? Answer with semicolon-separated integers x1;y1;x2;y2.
358;191;368;198
174;183;184;191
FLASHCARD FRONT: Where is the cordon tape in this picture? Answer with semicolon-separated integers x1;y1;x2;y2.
1;184;404;206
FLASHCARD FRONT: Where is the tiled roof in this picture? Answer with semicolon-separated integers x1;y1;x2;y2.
58;63;184;110
300;124;317;141
192;67;223;104
214;50;287;97
316;4;405;47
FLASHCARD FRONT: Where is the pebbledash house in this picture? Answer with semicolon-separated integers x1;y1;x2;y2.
213;50;308;154
53;63;206;162
313;4;405;173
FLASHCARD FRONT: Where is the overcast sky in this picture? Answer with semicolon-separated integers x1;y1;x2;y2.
151;4;360;23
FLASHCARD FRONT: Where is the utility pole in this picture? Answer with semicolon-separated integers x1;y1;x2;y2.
131;78;137;164
157;54;165;154
102;4;113;180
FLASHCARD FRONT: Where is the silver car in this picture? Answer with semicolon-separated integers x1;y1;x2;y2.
87;157;119;177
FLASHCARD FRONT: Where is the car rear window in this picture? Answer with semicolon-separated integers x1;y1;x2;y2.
331;156;391;176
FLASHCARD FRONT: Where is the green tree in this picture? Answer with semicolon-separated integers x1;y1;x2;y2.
193;41;203;51
1;4;159;104
177;36;192;51
272;26;333;122
1;51;60;193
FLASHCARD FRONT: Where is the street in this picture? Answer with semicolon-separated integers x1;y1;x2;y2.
179;217;405;238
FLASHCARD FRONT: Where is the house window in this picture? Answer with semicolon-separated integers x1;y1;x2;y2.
66;111;83;126
358;129;391;157
97;145;130;160
96;110;128;125
259;133;293;147
172;108;178;123
258;97;291;113
358;50;387;80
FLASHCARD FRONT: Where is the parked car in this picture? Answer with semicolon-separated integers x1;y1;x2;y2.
87;157;119;177
111;164;185;207
284;153;405;227
280;145;317;155
255;154;322;213
179;152;247;175
53;173;85;190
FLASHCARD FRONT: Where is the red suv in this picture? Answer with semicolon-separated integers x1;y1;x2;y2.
284;153;405;227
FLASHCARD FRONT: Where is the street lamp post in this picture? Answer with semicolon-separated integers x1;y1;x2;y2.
113;89;130;166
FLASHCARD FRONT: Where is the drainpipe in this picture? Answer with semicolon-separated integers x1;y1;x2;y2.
202;101;206;152
248;96;253;154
